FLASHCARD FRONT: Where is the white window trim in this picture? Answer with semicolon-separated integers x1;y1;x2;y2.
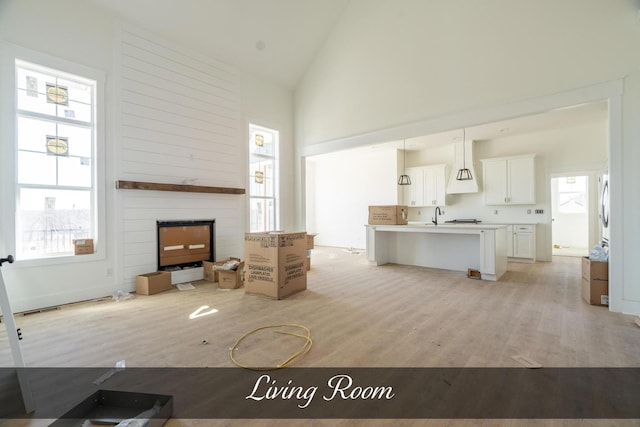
0;42;106;267
247;121;280;232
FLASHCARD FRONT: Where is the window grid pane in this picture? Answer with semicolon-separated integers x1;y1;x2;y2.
17;188;92;258
248;124;278;232
15;61;96;259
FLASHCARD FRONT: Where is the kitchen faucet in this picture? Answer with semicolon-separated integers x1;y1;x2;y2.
432;206;443;226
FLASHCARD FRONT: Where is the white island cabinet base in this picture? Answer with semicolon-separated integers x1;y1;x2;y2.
365;224;508;281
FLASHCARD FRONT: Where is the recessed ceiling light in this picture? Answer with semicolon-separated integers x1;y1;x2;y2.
255;40;265;51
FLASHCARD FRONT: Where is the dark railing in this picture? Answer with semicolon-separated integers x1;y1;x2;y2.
21;228;90;255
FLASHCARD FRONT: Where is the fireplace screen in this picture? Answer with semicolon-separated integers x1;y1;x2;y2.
157;219;215;270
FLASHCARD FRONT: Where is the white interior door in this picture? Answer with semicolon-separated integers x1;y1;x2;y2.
0;256;35;413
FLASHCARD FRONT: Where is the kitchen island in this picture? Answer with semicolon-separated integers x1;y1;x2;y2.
365;223;508;281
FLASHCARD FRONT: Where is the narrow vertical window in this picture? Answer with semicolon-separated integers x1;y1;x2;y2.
15;60;97;259
248;124;279;232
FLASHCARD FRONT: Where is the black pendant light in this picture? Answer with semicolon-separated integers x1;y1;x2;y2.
456;129;473;181
398;140;411;185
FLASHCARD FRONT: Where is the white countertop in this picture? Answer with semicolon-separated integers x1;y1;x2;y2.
365;222;507;234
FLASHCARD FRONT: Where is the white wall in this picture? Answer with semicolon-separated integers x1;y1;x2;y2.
0;0;295;312
114;24;246;289
0;0;117;313
306;146;399;249
239;70;296;232
295;0;639;147
294;0;640;314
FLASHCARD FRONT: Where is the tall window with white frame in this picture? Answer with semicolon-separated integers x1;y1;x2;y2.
15;60;97;259
248;124;279;232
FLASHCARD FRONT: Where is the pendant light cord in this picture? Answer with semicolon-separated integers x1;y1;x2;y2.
403;140;407;173
462;129;466;170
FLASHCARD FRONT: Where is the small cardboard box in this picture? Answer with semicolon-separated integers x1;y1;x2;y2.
136;271;172;295
203;257;241;282
368;205;409;225
244;232;307;299
73;238;94;255
307;233;317;250
202;261;216;281
582;257;608;281
582;278;609;306
467;268;481;280
218;261;244;289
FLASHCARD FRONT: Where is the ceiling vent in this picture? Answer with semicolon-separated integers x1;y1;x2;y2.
447;140;479;194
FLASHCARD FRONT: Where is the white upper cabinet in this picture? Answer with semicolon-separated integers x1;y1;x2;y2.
423;164;447;206
403;167;424;207
401;165;447;207
481;155;536;205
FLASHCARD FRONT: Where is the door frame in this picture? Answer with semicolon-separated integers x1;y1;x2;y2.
546;168;604;261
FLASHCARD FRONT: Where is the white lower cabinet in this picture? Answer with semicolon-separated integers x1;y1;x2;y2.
507;224;536;262
480;229;495;275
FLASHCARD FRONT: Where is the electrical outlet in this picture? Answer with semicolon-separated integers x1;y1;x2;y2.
535;209;544;214
601;295;609;306
106;267;113;277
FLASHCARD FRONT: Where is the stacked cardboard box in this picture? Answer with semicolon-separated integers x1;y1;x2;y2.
244;232;307;299
581;257;608;306
368;205;409;225
306;233;317;271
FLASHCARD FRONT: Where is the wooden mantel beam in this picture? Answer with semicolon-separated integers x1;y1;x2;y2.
115;180;245;195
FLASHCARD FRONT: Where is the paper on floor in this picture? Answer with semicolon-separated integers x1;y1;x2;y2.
511;354;542;368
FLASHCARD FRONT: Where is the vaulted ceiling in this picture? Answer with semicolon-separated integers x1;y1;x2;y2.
87;0;351;89
86;0;608;145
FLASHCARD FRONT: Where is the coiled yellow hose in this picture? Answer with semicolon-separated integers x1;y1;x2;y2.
229;324;312;370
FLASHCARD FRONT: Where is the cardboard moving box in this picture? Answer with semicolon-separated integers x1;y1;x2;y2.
581;257;608;281
368;205;409;225
582;278;609;306
203;257;241;282
218;261;245;289
73;238;94;255
136;271;172;295
244;232;307;299
581;257;609;306
307;233;317;250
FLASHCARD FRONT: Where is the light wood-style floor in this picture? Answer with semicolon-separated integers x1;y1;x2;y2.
1;247;639;426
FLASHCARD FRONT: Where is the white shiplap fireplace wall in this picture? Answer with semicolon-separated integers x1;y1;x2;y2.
115;24;245;288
